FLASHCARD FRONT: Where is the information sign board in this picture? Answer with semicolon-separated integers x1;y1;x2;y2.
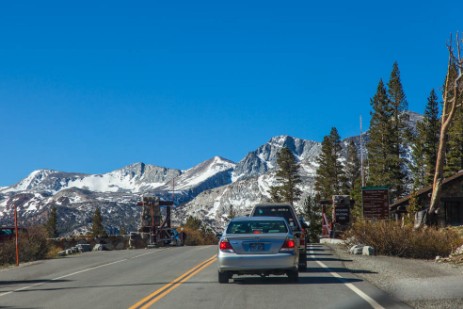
333;195;350;225
362;187;389;219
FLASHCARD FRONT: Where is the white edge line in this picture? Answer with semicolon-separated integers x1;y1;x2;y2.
310;249;385;309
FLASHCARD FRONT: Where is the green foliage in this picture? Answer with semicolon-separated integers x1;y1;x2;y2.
269;146;302;205
410;89;441;189
302;195;322;242
444;78;463;177
387;62;409;198
315;127;346;199
92;207;107;238
345;220;462;259
344;139;362;216
44;206;58;238
367;64;409;201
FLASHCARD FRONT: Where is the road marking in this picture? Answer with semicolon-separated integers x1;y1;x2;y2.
0;249;166;298
129;254;217;309
309;247;385;309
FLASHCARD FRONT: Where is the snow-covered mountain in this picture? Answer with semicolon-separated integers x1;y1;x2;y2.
0;156;237;235
0;111;421;235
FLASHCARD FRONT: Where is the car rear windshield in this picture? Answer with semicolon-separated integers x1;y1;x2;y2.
226;220;288;234
252;206;297;228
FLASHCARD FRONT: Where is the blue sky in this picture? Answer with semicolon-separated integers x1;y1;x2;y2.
0;1;461;186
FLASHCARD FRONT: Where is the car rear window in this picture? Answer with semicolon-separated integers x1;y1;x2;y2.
252;206;297;227
226;220;288;234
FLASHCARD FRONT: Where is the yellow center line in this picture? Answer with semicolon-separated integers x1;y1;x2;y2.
129;255;217;309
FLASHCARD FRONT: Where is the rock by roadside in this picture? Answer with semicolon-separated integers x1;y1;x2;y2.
327;243;463;309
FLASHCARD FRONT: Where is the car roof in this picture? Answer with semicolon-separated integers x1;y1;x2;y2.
253;203;294;208
230;216;288;222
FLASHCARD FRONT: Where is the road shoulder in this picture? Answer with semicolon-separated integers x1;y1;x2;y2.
326;243;463;309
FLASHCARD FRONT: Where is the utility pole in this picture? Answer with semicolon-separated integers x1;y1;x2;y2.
360;115;365;187
14;204;19;266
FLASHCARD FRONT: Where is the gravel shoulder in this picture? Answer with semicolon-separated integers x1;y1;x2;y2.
326;243;463;309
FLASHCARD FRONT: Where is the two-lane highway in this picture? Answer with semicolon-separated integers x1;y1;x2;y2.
0;244;409;308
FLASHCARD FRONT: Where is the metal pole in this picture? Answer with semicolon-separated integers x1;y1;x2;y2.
360;115;365;187
14;204;19;266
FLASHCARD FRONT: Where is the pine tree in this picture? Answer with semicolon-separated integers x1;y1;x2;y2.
268;146;302;205
387;62;408;198
92;207;107;238
444;65;463;177
45;206;58;238
344;139;362;216
422;89;441;184
345;140;361;193
367;79;395;190
409;121;427;189
315;127;346;199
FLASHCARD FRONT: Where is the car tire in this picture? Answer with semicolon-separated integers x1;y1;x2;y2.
299;252;307;271
218;271;229;283
287;269;299;282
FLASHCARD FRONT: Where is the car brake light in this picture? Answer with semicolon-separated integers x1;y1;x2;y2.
280;238;295;252
219;239;234;252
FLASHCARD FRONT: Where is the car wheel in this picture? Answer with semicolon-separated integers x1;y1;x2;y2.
287;269;299;282
299;252;307;271
218;271;229;283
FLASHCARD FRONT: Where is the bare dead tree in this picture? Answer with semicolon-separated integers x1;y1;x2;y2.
428;33;463;222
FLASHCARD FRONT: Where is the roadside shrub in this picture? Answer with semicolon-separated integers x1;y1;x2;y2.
344;220;463;259
182;226;218;246
0;225;51;265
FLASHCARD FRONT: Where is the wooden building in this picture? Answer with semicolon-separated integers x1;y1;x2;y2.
391;171;463;226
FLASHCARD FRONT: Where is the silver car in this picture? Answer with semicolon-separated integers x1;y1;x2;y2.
217;216;299;283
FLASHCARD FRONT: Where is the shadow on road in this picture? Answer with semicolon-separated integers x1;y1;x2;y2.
0;279;69;286
232;276;363;285
306;267;377;274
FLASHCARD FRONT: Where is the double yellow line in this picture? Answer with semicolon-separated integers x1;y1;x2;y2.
129;254;217;309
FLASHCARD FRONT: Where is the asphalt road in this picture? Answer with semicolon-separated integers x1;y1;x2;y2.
0;244;410;309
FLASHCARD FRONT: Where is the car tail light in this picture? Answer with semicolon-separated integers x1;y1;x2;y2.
219;239;234;252
280;238;295;252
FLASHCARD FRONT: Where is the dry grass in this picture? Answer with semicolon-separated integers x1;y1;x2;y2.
0;226;50;265
344;220;463;259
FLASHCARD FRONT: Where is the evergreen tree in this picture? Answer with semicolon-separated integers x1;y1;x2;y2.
387;62;408;198
228;205;236;220
45;206;58;238
367;79;396;191
185;215;202;230
409;121;427;189
301;195;322;243
92;207;107;238
410;89;441;189
268;147;302;205
422;89;441;184
345;140;361;193
315;127;346;199
444;65;463;177
344;140;362;216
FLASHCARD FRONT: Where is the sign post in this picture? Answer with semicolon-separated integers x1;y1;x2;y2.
362;187;389;220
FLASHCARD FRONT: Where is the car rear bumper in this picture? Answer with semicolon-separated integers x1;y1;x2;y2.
217;251;298;272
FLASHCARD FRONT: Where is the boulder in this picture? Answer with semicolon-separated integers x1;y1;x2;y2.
362;246;375;256
349;245;364;255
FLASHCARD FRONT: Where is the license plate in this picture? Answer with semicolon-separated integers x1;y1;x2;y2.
249;243;264;251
